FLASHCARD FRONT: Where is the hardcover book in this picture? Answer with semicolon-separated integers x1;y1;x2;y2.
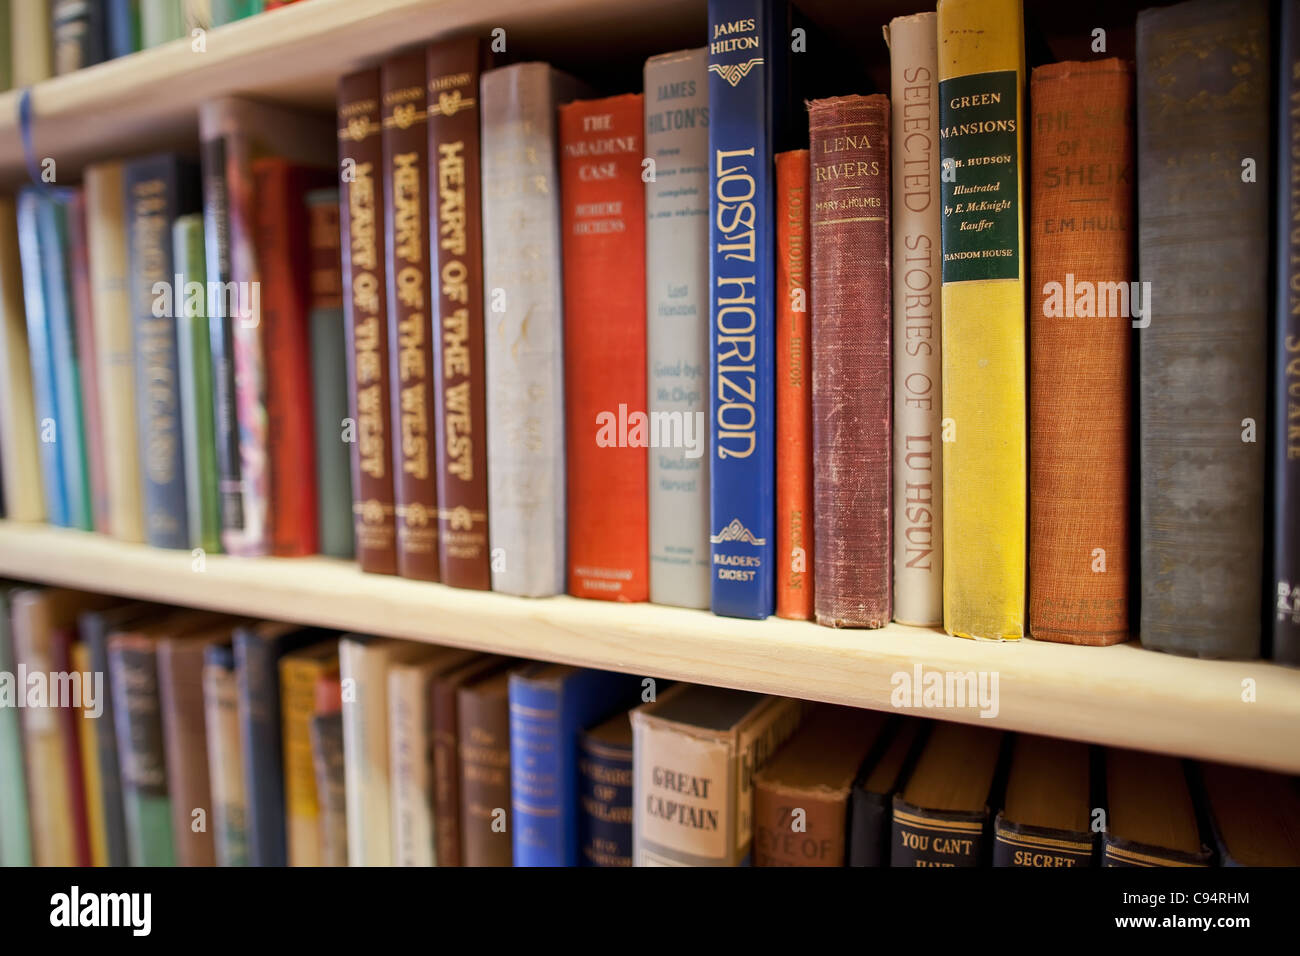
69;641;108;865
0;196;43;523
706;0;788;619
937;0;1028;640
140;0;184;47
891;722;1005;867
752;705;889;866
212;0;260;25
992;735;1095;867
848;717;924;866
85;161;145;542
310;675;347;866
809;94;892;628
480;62;583;596
458;668;517;866
631;684;804;866
202;642;249;866
172;212;222;554
427;36;491;589
0;586;33;866
10;0;52;85
508;665;642;865
559;93;650;602
67;192;110;534
124;154;202;549
1103;748;1211;867
106;0;141;59
885;13;943;626
578;711;635;866
52;0;106;74
1275;0;1300;666
644;48;711;610
1136;0;1269;659
338;70;399;574
774;149;813;621
382;50;440;582
1029;59;1133;646
280;640;339;867
1198;762;1300;866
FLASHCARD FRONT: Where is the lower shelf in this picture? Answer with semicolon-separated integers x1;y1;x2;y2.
0;520;1296;772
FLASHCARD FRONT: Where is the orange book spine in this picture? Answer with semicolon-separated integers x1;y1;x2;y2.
775;150;813;620
559;94;649;602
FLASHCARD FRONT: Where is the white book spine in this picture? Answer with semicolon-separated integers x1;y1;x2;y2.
887;14;944;626
643;48;712;610
388;666;435;866
480;64;577;597
340;637;392;865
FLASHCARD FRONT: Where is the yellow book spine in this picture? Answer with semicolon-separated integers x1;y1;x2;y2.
280;655;327;867
937;0;1027;640
71;642;108;866
0;196;45;523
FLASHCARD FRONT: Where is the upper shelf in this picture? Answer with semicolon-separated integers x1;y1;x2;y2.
0;521;1296;773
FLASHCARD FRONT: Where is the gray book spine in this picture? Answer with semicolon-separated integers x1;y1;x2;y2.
1136;0;1269;658
644;49;711;610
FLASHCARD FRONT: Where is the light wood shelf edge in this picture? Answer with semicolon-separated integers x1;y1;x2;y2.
0;521;1296;773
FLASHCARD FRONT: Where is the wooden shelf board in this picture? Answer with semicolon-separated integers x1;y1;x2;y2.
0;521;1296;773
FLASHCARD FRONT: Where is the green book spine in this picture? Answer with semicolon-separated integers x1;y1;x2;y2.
140;0;185;46
108;636;176;866
0;587;33;866
211;0;261;25
0;1;12;91
173;213;221;553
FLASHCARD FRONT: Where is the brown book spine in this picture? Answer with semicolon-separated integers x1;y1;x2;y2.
382;51;440;582
775;150;814;621
753;783;850;867
157;637;218;866
457;676;512;866
427;38;490;590
338;70;398;575
1029;59;1132;645
809;94;893;627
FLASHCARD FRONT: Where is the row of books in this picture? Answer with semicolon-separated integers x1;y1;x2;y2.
1;584;1296;867
0;0;292;88
0;0;1294;662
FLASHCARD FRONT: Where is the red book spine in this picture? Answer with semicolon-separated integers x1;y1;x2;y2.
252;158;324;556
809;95;893;627
775;150;814;620
68;192;110;534
559;93;649;602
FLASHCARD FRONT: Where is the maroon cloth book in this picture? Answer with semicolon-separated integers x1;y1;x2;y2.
808;94;893;627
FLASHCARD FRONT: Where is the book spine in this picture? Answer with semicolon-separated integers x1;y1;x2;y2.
388;667;435;866
106;0;140;58
887;13;943;626
37;195;93;532
480;63;571;597
234;630;289;866
157;639;217;866
578;730;633;866
427;39;491;590
753;783;848;866
644;48;711;610
211;0;260;26
202;648;249;865
1276;0;1300;666
0;195;46;523
1137;0;1269;659
1028;60;1133;646
559;93;650;602
508;674;564;865
140;0;184;47
305;188;355;559
847;791;890;867
69;189;110;534
108;637;175;866
280;654;327;866
0;592;32;866
632;718;734;865
707;0;778;619
309;710;347;866
11;0;52;85
16;191;67;526
339;71;398;574
252;159;321;557
382;52;440;582
458;683;512;865
52;0;106;74
339;637;393;865
735;696;804;864
891;799;988;867
430;666;481;867
81;614;129;866
809;94;892;627
993;815;1094;867
68;640;107;865
125;156;192;549
173;212;222;553
937;0;1028;640
774;149;812;620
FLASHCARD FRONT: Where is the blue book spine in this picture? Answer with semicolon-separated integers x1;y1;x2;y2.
37;196;92;531
125;154;199;549
509;668;640;866
707;0;779;619
106;0;140;59
15;191;68;527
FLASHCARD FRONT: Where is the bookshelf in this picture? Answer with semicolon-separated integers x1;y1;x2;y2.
1;520;1296;774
